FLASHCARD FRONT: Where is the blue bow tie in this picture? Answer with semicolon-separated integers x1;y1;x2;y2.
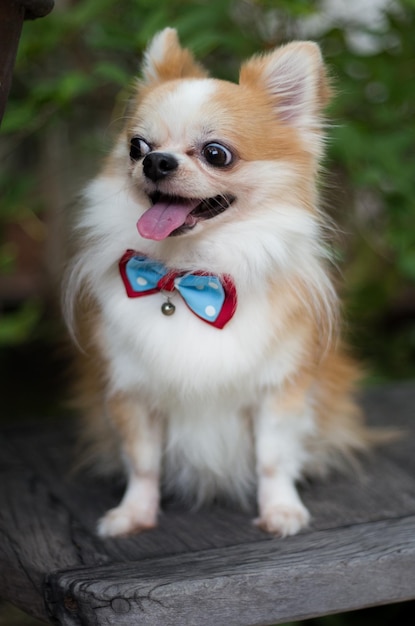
119;250;237;328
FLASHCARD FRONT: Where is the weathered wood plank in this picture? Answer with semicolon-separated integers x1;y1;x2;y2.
1;383;415;625
0;431;111;622
0;433;74;621
46;515;415;626
3;425;269;559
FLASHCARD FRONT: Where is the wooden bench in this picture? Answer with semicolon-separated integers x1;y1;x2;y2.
1;383;415;625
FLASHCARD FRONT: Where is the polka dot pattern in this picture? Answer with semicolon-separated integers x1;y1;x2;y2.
120;252;236;327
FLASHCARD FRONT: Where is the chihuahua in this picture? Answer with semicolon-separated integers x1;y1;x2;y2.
64;28;371;538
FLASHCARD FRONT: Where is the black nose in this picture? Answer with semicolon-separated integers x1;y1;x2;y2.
142;152;179;182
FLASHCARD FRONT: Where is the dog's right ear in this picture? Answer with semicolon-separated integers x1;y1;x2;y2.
141;28;208;85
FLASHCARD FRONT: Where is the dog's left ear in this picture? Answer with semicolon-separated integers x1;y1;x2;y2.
239;41;331;129
141;28;208;85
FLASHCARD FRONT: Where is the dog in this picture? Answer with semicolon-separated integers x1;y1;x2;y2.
63;28;372;538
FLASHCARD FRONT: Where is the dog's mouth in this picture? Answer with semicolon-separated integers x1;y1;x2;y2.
137;192;236;241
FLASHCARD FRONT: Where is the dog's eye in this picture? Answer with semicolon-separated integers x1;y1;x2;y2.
202;143;233;167
130;137;151;161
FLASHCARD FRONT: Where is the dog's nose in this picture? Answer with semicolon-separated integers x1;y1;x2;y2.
143;152;179;182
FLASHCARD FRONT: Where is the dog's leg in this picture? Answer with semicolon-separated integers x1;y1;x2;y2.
254;382;315;536
97;392;162;537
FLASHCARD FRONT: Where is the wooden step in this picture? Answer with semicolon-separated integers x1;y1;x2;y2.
1;384;415;625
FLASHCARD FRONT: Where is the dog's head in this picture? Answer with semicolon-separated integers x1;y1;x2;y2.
109;28;330;243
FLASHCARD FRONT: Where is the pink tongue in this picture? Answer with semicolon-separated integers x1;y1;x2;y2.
137;198;200;241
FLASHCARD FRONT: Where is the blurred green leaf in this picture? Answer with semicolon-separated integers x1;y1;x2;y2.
0;302;42;346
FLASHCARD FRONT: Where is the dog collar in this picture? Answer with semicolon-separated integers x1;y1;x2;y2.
119;250;237;329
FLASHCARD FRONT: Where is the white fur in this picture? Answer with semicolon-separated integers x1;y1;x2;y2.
262;42;322;126
141;27;177;83
259;42;327;157
134;80;217;152
65;30;340;538
98;475;160;537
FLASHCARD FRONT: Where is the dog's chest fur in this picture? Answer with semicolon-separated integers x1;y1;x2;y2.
96;270;307;499
100;269;303;397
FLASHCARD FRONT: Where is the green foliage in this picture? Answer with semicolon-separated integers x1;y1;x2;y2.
1;0;414;380
2;0;320;138
321;1;415;378
0;301;42;346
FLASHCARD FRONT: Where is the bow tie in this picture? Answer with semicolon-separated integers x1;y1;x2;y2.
119;250;237;329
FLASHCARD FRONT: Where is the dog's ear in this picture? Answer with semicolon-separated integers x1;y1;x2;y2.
239;41;331;129
141;28;208;85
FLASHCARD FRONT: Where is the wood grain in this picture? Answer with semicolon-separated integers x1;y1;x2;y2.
1;383;415;625
47;515;415;626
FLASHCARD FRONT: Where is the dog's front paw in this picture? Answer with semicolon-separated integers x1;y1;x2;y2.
254;502;310;537
97;504;158;538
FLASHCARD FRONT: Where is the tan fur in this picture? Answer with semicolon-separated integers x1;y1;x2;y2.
142;28;208;84
64;29;381;538
69;304;117;474
240;42;332;112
